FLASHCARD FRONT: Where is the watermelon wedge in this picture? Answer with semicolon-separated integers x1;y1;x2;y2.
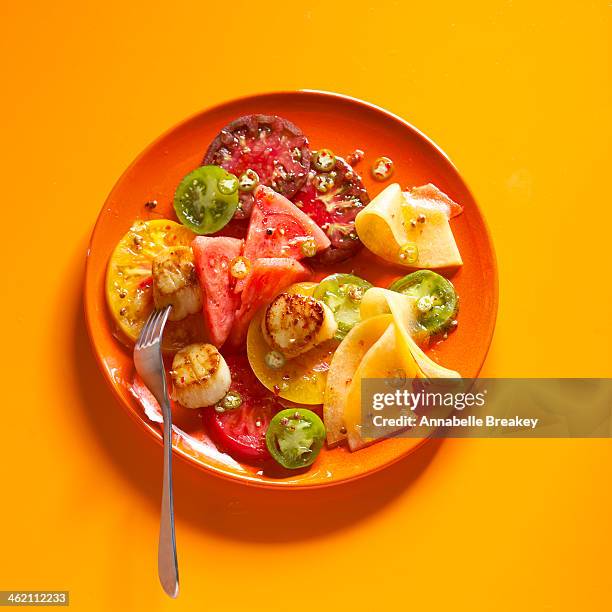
192;236;243;347
243;185;330;261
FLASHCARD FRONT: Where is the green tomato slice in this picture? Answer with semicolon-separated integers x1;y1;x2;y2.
174;165;239;234
388;270;458;335
266;408;326;469
313;273;373;339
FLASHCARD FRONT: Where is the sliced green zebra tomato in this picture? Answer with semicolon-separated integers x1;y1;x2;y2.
388;270;458;335
265;408;326;469
174;165;239;234
313;273;373;339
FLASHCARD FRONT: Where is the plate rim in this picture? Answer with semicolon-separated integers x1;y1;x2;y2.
84;89;499;489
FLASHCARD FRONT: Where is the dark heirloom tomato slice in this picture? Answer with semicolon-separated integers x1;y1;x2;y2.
202;352;284;462
292;156;369;265
203;114;311;220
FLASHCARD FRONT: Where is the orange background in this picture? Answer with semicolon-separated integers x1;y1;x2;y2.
1;1;610;611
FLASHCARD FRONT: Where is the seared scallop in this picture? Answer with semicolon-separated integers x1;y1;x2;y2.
261;293;337;359
152;246;202;321
170;343;231;408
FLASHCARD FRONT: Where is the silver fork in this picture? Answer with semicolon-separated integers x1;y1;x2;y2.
133;305;179;598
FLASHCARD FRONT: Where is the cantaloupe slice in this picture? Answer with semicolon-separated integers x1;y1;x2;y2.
355;183;463;269
323;314;393;446
323;288;460;451
344;322;423;450
361;288;460;379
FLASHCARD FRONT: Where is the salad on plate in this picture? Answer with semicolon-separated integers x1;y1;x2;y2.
105;113;464;474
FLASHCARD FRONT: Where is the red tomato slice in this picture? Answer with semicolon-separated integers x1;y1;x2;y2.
243;185;330;261
202;352;284;462
192;236;243;347
228;257;311;347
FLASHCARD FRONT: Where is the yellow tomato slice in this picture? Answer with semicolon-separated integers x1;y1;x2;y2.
247;282;337;405
105;219;206;351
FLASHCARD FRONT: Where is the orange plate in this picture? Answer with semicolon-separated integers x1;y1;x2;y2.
84;91;498;489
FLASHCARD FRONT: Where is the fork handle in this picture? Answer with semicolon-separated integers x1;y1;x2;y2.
158;392;179;598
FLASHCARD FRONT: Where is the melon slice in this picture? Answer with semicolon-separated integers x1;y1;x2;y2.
243;185;330;260
355;183;463;269
360;288;461;379
323;287;460;452
192;236;243;347
323;314;392;446
234;185;329;294
343;290;461;450
343;322;420;451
